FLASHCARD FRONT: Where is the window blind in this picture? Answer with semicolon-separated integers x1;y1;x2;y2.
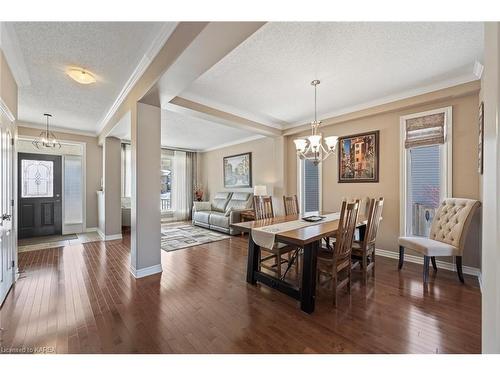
405;112;445;149
303;159;320;213
64;156;83;224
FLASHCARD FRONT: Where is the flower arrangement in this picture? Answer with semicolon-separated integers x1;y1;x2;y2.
194;184;204;201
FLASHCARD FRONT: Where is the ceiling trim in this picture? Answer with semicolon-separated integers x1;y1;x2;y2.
167;96;281;137
0;22;31;87
18;121;97;138
0;97;16;122
200;134;266;152
283;79;481;136
283;73;480;131
96;22;177;134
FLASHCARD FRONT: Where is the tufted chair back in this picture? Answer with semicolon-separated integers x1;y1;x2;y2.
429;198;480;252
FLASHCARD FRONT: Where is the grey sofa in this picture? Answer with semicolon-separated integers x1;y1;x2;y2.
192;192;253;235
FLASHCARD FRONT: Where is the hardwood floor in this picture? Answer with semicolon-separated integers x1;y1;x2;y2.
0;234;481;354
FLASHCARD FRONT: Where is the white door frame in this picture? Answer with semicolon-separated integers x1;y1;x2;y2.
0;98;17;304
17;136;87;234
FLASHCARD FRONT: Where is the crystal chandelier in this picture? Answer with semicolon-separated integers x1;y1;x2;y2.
294;80;338;165
32;113;61;149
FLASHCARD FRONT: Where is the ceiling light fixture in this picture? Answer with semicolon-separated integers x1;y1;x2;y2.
66;68;96;85
294;80;338;165
32;113;61;149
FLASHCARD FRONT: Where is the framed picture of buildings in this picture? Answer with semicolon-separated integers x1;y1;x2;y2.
478;101;484;175
223;152;252;188
338;130;379;183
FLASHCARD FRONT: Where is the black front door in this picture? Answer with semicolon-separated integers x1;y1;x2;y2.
18;153;62;239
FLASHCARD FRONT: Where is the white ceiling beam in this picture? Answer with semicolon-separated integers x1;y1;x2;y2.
100;22;265;143
166;96;281;137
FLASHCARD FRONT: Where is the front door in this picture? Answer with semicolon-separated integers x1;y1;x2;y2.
0;114;15;305
18;153;62;239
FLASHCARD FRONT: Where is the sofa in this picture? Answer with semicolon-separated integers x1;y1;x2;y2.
192;192;253;235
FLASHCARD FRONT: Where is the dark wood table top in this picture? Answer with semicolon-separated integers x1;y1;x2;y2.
232;213;368;247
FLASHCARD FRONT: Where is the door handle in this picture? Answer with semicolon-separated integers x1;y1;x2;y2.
1;214;11;221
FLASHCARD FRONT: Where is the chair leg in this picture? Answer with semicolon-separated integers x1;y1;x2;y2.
398;246;405;270
456;256;465;283
332;272;338;307
276;254;282;279
371;247;376;278
362;251;368;284
423;256;430;283
348;260;352;293
431;256;437;271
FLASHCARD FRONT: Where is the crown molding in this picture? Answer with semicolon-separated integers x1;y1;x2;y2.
0;22;31;87
283;77;481;136
18;122;97;138
96;22;177;135
0;97;16;122
201;134;265;152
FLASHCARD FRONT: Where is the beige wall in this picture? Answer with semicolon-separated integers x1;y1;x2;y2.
0;50;18;118
103;137;122;236
285;93;481;267
17;126;103;229
199;136;287;214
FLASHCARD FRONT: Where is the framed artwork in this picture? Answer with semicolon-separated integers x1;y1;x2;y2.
223;152;252;188
338;130;379;183
478;101;484;175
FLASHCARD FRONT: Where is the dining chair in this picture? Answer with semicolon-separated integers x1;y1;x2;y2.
253;196;297;279
351;197;384;284
317;200;360;306
254;196;274;220
398;198;480;283
283;195;299;215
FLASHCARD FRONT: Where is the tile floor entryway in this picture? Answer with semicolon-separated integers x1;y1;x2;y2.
18;231;103;253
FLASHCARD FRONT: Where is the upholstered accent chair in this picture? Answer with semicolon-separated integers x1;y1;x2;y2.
398;198;480;283
192;192;253;235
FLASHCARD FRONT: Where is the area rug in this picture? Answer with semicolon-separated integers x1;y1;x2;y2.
161;223;230;252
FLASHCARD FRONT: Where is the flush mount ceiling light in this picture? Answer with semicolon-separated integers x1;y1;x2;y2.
294;80;338;165
66;68;96;85
32;113;61;149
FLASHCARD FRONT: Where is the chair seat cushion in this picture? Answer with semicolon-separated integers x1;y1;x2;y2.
193;211;211;224
209;212;229;228
398;236;459;256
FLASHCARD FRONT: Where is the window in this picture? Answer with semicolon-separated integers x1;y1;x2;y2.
298;158;321;214
21;159;53;198
161;149;174;212
64;156;83;224
121;143;131;197
400;107;452;237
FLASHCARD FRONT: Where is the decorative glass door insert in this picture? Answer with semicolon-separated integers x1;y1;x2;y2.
21;159;54;198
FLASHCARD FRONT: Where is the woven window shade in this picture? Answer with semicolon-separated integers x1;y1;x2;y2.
405;112;445;149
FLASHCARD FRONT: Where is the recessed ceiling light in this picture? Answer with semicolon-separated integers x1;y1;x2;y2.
66;68;96;85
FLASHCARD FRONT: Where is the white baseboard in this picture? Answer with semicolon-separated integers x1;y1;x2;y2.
130;264;163;279
85;227;98;233
376;248;481;277
104;233;123;241
94;228;121;241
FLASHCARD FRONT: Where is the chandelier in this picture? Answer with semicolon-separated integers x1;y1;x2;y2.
294;80;338;165
33;113;61;149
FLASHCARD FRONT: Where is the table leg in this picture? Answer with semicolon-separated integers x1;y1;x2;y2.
300;240;319;313
246;235;260;284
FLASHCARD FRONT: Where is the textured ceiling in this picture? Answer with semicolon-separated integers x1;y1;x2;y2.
11;22;169;133
161;110;259;151
181;22;484;127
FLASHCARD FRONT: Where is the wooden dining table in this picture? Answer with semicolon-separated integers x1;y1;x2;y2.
231;213;368;314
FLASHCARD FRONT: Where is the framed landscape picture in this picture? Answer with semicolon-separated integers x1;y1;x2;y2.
223;152;252;188
478;101;484;175
338;130;379;183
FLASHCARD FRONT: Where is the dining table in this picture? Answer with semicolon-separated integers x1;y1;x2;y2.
231;212;368;314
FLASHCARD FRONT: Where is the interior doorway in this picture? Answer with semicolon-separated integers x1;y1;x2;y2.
18;152;62;239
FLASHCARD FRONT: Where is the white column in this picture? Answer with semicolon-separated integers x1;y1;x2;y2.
102;136;122;240
481;22;500;353
130;102;162;278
